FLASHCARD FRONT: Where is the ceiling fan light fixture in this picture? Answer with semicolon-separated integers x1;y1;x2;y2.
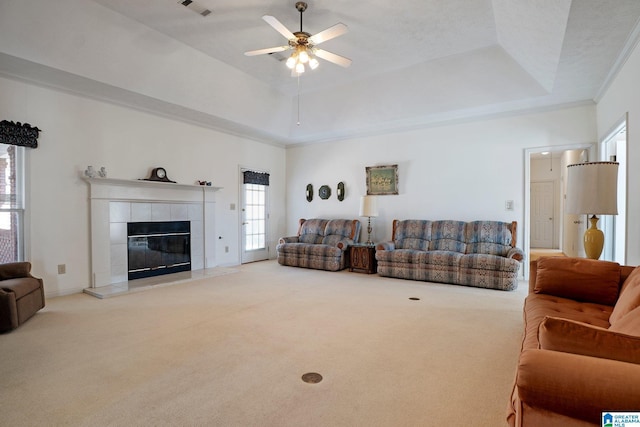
245;1;351;77
298;48;309;64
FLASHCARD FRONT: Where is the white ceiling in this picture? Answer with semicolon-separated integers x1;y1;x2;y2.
4;1;640;145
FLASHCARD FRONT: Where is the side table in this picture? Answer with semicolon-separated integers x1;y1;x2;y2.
349;244;377;274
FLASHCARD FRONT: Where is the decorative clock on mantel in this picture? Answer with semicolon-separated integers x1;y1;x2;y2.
144;167;176;183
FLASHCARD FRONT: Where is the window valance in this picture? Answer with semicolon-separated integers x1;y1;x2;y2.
0;120;41;148
243;170;270;186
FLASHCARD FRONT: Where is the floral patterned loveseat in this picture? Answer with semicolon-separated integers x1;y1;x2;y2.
277;218;361;271
376;220;524;291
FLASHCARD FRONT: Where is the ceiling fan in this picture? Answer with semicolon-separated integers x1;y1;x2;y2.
244;1;352;77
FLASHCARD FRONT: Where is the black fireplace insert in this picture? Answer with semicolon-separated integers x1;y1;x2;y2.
127;221;191;280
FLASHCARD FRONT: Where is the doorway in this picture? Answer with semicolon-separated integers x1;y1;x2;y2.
524;143;594;279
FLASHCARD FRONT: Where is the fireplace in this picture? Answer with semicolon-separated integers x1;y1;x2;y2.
127;221;191;280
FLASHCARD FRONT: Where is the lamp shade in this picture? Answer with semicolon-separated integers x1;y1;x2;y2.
359;196;378;217
565;162;619;215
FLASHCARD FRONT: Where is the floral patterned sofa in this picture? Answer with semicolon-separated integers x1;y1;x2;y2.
376;220;524;290
277;218;361;271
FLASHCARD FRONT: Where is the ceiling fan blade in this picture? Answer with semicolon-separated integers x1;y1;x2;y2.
309;23;348;45
315;49;352;68
244;46;290;56
262;15;296;41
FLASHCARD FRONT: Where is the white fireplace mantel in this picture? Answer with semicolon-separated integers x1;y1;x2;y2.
84;177;222;288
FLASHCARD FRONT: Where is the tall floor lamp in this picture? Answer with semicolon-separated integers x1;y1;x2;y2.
359;195;379;246
565;161;619;260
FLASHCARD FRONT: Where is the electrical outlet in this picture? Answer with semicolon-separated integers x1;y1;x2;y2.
57;264;66;274
230;203;236;210
225;246;229;253
505;200;514;211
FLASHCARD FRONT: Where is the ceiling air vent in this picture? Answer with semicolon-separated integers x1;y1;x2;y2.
178;0;212;17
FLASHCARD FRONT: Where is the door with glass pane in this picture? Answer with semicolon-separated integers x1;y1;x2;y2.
0;144;24;263
240;169;269;263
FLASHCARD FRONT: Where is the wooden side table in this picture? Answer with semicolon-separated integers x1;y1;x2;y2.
349;244;377;274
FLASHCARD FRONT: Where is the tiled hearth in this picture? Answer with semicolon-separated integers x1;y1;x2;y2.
83;177;221;294
83;266;237;298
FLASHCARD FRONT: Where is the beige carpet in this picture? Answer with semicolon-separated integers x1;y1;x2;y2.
0;261;527;426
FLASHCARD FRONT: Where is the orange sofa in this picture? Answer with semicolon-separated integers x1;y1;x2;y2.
507;257;640;426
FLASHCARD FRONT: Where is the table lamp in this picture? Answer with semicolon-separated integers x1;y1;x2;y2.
359;196;378;246
565;161;619;259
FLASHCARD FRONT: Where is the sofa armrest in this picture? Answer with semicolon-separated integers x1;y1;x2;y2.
376;241;395;251
507;247;524;261
517;349;640;424
335;239;355;250
278;236;299;244
0;288;19;332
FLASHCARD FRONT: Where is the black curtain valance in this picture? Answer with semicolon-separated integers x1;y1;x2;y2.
0;120;41;148
243;170;270;186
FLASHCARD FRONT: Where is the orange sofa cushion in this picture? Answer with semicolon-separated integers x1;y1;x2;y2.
534;257;620;305
610;266;640;325
538;316;640;364
610;306;640;335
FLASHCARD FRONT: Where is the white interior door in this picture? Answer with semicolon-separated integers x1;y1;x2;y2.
530;181;554;248
240;172;269;264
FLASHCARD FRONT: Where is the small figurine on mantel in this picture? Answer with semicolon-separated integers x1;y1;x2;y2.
197;180;212;186
98;167;107;178
84;166;95;178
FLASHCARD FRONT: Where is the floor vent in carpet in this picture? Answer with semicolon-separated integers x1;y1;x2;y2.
302;372;323;384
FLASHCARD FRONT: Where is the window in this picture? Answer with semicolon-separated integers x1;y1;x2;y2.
0;143;24;263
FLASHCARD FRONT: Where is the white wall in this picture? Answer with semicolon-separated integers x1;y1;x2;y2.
0;76;286;297
286;105;597;251
597;38;640;265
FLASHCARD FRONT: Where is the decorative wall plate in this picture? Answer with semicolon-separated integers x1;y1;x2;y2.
319;185;331;200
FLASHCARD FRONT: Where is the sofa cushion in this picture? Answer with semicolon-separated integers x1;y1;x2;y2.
305;244;342;258
521;294;613;351
321;219;359;247
393;220;431;250
610;306;640;335
610;266;640;325
423;251;462;266
464;221;512;256
0;277;42;300
534;257;620;305
538;316;640;364
298;219;328;244
376;249;427;264
459;254;520;272
0;262;32;280
430;220;467;252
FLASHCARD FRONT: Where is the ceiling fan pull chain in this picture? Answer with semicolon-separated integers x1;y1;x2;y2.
297;75;301;126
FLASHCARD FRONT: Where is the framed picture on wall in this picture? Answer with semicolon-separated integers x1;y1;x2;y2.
366;164;398;195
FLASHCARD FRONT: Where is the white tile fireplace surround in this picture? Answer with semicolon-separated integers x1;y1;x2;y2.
84;177;221;290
